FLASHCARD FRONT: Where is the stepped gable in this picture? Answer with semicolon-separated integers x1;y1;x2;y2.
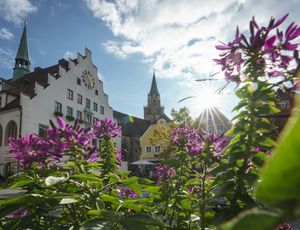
0;57;78;112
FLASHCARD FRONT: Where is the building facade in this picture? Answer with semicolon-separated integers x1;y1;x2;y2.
194;107;231;134
140;123;173;161
0;23;119;176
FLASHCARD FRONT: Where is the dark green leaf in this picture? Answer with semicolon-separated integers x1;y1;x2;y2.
221;208;279;230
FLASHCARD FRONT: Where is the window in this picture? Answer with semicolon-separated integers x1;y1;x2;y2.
217;125;224;133
279;100;290;109
93;117;98;124
5;121;17;145
154;146;160;153
67;107;73;117
77;78;81;85
67;89;73;100
0;124;2;146
39;124;48;138
93;102;98;112
95;89;98;95
55;102;62;113
0;96;2;107
100;106;104;115
146;146;151;153
77;94;82;104
77;111;82;120
86;98;90;109
86;113;92;123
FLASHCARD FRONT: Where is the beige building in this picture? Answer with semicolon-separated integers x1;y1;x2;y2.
140;123;172;161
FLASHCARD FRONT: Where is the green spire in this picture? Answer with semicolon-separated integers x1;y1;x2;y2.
13;21;31;80
149;71;159;95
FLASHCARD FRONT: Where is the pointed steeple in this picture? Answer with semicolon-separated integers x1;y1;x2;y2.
149;70;159;95
13;21;31;80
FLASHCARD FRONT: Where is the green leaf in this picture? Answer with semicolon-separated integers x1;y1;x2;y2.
256;108;300;211
100;194;120;205
71;173;102;182
123;200;143;212
87;209;110;217
80;218;112;230
180;199;191;211
9;178;34;188
126;183;142;196
161;158;181;168
221;208;279;230
143;185;160;193
120;214;166;229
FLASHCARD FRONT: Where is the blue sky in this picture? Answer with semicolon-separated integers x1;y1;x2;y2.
0;0;299;119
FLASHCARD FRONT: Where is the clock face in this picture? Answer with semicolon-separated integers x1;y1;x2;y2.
82;70;95;89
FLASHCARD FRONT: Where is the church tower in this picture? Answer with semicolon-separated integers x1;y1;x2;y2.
144;72;166;123
13;22;31;80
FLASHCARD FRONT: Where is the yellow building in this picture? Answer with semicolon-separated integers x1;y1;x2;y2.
140;123;173;160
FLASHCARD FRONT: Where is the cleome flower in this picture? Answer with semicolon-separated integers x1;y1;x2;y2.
214;14;300;82
171;123;202;156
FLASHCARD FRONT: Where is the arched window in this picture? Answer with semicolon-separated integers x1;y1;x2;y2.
0;124;2;146
5;121;17;146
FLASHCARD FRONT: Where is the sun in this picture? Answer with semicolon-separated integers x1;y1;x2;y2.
181;83;224;117
196;88;221;110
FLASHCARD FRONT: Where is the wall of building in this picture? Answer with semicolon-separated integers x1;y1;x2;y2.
0;108;20;176
140;123;170;160
0;48;121;176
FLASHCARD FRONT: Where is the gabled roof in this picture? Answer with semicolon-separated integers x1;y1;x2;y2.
194;106;231;131
0;58;73;112
113;110;151;138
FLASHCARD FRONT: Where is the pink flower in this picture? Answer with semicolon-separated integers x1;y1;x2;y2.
119;188;137;199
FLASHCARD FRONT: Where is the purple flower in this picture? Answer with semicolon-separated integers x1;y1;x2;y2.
119;188;137;199
276;223;296;230
9;135;50;168
56;116;65;130
92;118;121;139
116;149;123;165
215;14;300;81
87;153;99;163
6;208;29;218
171;124;202;156
156;164;175;183
188;184;201;197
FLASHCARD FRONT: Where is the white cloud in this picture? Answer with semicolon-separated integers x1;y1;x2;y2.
0;48;14;70
85;0;300;81
102;41;127;59
63;51;76;59
0;0;37;25
85;0;300;118
0;28;14;40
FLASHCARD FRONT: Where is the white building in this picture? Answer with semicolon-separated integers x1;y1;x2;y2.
0;23;120;176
